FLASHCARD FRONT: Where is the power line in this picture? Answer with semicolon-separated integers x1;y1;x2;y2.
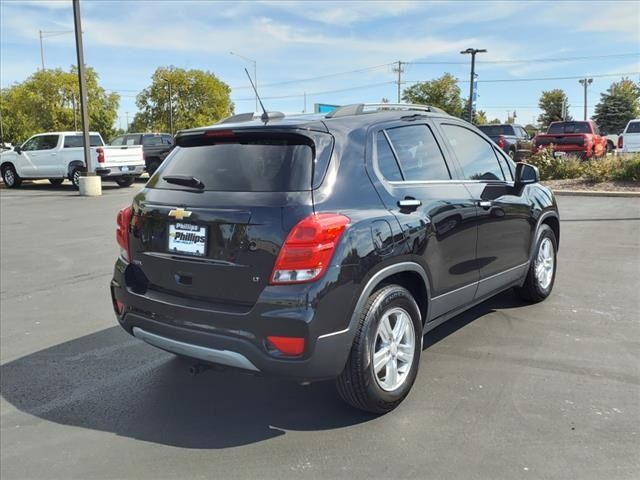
406;72;640;84
230;62;395;90
231;81;395;102
407;52;640;65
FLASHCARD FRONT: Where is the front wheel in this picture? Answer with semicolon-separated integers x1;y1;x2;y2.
336;285;422;414
515;224;557;302
2;164;22;188
48;178;64;185
115;176;136;188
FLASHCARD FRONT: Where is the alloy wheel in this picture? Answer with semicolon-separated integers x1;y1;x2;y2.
535;237;554;290
372;307;415;392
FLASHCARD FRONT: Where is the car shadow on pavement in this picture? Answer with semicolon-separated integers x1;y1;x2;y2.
1;290;520;449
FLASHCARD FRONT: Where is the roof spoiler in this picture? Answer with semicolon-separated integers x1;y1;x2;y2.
217;111;285;124
325;103;448;118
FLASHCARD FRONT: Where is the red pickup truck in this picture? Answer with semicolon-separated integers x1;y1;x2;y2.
532;120;607;159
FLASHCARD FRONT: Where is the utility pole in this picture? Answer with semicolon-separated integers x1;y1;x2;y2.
72;0;92;177
303;92;307;113
39;30;44;70
579;78;593;120
72;93;77;130
125;112;129;132
230;51;258;112
460;48;487;123
160;77;174;135
392;61;404;103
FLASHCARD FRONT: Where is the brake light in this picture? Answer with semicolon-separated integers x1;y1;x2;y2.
618;136;623;149
267;336;305;356
97;147;105;164
116;206;133;261
205;130;235;137
270;213;350;284
497;135;506;149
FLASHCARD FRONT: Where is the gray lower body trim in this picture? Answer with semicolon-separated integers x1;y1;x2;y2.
133;327;260;372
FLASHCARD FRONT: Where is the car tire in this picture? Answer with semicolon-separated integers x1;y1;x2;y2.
336;285;422;414
115;176;136;188
1;164;22;188
48;178;64;185
70;167;84;189
515;224;557;303
147;159;161;176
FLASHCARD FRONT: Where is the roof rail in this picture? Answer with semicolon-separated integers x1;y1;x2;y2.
325;103;447;118
217;111;285;124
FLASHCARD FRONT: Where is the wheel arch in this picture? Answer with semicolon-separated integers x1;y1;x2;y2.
67;160;85;177
350;262;431;331
1;160;16;172
531;211;560;261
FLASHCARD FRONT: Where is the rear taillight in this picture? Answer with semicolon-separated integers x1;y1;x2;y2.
116;206;132;261
497;135;506;149
270;213;350;284
97;147;105;164
618;136;623;149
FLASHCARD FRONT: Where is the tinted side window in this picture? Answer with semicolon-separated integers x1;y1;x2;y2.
493;147;514;181
21;136;40;151
37;135;59;150
142;135;163;146
64;135;103;148
376;132;402;181
162;135;173;145
385;125;450;181
124;135;141;145
627;122;640;133
441;124;505;181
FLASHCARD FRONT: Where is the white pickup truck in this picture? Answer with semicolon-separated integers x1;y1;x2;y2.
0;131;145;188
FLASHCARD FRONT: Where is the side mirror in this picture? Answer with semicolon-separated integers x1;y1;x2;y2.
14;145;22;154
515;162;539;186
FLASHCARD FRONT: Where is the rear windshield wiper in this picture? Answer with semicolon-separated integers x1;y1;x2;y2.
162;175;205;189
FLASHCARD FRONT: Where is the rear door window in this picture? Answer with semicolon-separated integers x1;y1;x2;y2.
627;122;640;133
142;135;163;146
64;135;103;148
384;125;451;181
375;132;403;181
441;123;505;181
149;132;332;192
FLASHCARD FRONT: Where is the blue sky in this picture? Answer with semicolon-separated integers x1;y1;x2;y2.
1;0;639;129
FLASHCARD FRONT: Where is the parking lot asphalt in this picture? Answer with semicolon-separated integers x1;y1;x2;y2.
1;182;639;480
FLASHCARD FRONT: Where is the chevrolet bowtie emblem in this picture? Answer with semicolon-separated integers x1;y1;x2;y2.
168;208;192;220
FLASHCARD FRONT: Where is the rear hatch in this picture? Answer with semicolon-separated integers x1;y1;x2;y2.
129;128;333;307
101;145;144;166
477;125;515;142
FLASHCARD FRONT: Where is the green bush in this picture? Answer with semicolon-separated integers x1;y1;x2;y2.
528;149;640;183
611;155;640;182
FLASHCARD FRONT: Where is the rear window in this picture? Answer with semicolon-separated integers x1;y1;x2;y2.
548;122;591;134
148;132;333;192
142;135;163;146
478;125;514;136
64;135;103;148
626;122;640;133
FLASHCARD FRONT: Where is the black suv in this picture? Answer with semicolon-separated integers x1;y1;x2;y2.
111;104;559;413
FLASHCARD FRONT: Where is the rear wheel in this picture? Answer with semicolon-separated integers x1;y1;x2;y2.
515;224;557;302
146;159;161;176
508;148;516;160
48;178;64;185
115;176;135;188
70;167;84;189
337;285;422;414
1;164;22;188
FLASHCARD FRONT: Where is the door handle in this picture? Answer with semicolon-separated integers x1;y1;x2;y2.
398;198;422;209
478;200;492;209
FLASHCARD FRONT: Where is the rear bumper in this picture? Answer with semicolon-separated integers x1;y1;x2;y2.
96;165;145;177
110;258;358;381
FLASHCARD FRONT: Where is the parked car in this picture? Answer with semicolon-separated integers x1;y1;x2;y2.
0;132;144;188
618;119;640;153
477;123;532;160
532;120;607;159
110;104;559;413
110;133;174;175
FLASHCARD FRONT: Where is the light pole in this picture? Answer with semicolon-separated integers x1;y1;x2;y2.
579;78;593;120
460;48;487;123
230;51;258;112
160;76;173;135
39;29;74;70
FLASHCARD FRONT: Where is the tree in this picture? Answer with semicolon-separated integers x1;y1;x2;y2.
402;73;464;117
488;118;502;124
524;124;538;137
462;97;486;124
476;110;487;125
132;67;233;133
0;67;119;145
593;78;640;134
537;89;571;127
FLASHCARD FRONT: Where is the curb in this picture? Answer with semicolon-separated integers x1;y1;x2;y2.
552;190;640;198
